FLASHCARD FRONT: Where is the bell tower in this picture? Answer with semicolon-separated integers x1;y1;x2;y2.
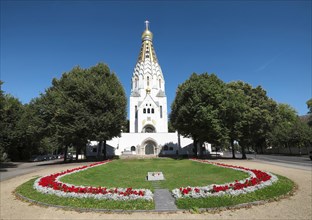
129;21;168;133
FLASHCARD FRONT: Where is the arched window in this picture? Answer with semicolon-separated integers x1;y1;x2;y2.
151;108;154;114
159;79;161;88
135;77;138;88
147;76;150;86
143;108;146;113
131;146;136;151
147;108;150;114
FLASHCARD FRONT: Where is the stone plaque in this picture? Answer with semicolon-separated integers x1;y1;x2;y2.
147;172;165;181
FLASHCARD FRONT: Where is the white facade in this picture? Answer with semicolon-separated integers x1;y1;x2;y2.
86;21;208;158
87;132;195;157
129;21;168;133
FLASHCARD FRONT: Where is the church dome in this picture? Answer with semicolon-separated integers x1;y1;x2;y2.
141;21;153;41
142;30;153;41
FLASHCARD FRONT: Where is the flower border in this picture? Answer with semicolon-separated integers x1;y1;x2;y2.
172;159;278;199
33;160;153;201
34;159;278;201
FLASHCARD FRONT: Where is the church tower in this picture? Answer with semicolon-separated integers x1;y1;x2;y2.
129;21;168;133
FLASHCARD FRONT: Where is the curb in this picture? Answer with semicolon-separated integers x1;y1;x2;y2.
15;191;277;214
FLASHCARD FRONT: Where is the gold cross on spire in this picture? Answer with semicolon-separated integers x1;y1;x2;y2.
145;20;149;30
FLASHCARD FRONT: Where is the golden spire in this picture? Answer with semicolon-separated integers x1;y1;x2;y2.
138;20;158;63
141;20;153;41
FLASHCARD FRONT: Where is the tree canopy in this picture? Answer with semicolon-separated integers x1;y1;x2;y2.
170;73;297;159
36;63;127;160
170;73;227;156
0;63;127;161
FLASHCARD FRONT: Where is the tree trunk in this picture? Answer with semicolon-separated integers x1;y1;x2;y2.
241;145;247;159
97;141;102;159
199;141;203;158
75;145;80;161
231;140;236;159
287;142;292;154
193;139;198;158
103;140;107;160
63;145;68;162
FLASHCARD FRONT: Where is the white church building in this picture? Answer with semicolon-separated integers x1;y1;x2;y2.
86;21;211;158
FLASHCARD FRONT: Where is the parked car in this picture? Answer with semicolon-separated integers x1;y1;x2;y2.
29;155;44;162
67;154;74;160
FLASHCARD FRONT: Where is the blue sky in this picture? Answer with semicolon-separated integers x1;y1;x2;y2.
1;0;311;116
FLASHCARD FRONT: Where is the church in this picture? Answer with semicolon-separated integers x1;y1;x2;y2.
86;21;211;158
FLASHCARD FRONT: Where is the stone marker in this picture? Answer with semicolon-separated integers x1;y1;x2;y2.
147;172;165;181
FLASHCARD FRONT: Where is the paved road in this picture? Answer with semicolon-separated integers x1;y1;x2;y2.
0;159;73;182
223;151;312;170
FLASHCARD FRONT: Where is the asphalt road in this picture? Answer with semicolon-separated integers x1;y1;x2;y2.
0;159;69;182
223;151;312;171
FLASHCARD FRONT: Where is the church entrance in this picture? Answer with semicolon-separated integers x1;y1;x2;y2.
145;142;155;155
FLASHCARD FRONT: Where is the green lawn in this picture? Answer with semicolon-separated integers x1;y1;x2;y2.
60;158;249;190
15;158;295;211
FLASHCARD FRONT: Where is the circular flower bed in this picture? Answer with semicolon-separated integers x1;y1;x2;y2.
33;159;278;202
34;160;153;201
172;159;278;199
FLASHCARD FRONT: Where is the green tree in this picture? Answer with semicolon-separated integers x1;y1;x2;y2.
223;81;250;159
269;104;298;153
35;63;127;161
307;98;312;126
0;81;6;161
170;73;227;157
84;63;127;159
0;94;25;160
239;85;277;154
288;118;312;154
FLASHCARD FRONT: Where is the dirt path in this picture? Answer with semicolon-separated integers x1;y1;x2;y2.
1;160;311;220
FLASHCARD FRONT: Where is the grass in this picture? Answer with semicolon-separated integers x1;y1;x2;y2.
15;158;295;211
176;174;295;209
60;158;249;190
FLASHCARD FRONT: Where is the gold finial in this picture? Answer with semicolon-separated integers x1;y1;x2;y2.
142;20;153;41
145;20;149;30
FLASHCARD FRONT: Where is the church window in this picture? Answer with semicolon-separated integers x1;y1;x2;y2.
160;106;163;118
169;147;174;151
151;108;154;113
143;108;146;114
92;147;97;153
159;79;161;88
135;106;138;119
164;145;168;151
146;104;148;106
147;108;150;114
147;76;150;86
131;146;136;151
135;78;138;88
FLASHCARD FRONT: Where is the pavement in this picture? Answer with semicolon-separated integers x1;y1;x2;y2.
154;189;178;211
0;159;82;182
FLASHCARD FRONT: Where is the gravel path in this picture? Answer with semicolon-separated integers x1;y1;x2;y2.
1;160;311;219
